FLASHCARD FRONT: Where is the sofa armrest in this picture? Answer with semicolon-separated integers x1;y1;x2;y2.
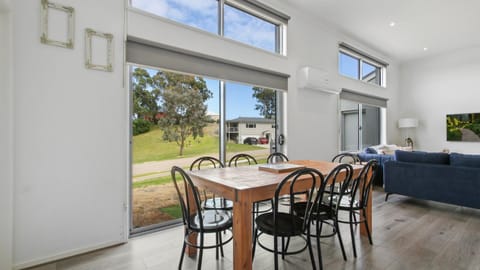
358;153;394;166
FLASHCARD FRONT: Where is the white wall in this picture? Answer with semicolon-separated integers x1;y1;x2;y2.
399;46;480;153
13;0;127;268
0;1;13;269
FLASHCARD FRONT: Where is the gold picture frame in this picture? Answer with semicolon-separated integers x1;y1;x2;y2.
40;0;74;49
85;28;114;72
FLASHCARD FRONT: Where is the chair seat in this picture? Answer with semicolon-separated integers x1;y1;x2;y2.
189;210;233;232
203;197;233;210
293;201;333;220
255;212;304;237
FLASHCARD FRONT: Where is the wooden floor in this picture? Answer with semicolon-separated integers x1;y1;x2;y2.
30;188;480;270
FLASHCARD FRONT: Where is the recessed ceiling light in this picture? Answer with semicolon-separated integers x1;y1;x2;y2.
423;47;429;51
389;21;396;27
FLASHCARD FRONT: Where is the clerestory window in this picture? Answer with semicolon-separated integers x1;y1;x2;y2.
338;43;388;87
130;0;288;55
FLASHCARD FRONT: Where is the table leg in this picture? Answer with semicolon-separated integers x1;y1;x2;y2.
233;194;253;270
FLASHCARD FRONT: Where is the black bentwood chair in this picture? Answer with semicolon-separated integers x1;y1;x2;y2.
267;152;290;164
171;166;233;270
293;163;354;268
331;153;361;165
337;159;377;257
228;153;258;167
253;168;322;270
189;156;233;211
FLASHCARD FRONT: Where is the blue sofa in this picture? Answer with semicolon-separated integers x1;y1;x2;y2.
358;149;395;186
384;151;480;209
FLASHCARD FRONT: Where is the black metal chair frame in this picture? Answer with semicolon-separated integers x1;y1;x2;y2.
267;152;289;164
189;156;233;211
294;163;353;267
331;152;361;165
337;159;377;257
171;166;233;270
253;168;322;270
228;153;258;167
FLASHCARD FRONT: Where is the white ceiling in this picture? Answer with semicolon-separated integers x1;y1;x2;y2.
285;0;480;62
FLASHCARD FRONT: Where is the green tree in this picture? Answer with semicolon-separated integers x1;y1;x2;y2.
132;68;161;124
252;87;276;119
157;72;212;156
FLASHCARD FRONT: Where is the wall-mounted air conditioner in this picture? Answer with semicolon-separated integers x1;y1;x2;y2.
297;66;340;94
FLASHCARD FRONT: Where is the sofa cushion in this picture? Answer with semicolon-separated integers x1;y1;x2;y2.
394;150;450;165
450;152;480;168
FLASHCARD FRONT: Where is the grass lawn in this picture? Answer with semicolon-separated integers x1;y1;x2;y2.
133;125;264;163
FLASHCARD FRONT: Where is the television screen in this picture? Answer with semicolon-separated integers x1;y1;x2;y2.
446;113;480;141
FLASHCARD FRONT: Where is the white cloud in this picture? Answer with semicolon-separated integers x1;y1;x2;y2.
131;0;168;17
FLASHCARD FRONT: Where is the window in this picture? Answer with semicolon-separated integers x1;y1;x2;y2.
246;123;256;128
339;90;387;151
224;4;277;53
130;0;288;54
338;43;387;87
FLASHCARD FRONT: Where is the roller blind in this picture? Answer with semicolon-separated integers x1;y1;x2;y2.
126;38;289;91
340;89;388;108
339;42;389;67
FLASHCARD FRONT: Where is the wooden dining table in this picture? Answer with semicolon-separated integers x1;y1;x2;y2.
187;160;371;270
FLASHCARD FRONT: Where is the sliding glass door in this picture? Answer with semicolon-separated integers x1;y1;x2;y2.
341;100;381;152
129;65;284;234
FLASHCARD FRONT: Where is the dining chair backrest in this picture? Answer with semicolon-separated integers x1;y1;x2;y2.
267;152;289;164
348;159;377;209
228;153;258;167
190;156;224;171
273;168;323;232
331;153;361;165
316;163;354;214
171;166;203;231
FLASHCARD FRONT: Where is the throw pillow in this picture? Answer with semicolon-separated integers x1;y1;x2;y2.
450;152;480;168
365;147;378;154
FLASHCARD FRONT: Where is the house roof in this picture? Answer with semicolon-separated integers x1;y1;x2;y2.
226;117;275;124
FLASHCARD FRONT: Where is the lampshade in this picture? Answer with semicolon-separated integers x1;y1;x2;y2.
398;118;418;128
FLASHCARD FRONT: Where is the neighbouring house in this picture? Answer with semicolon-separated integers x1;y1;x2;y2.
226;117;275;144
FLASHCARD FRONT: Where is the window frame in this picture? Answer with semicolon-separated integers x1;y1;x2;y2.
246;123;256;128
338;46;387;87
128;0;287;55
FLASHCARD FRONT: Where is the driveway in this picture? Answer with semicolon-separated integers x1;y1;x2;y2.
132;148;270;182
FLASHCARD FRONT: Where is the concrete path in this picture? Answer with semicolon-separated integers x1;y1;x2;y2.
132;148;270;182
461;128;480;141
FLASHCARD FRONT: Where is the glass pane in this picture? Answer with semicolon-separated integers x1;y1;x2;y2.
361;105;381;148
225;82;277;163
224;4;277;53
362;61;381;85
131;66;219;230
340;100;359;151
339;52;359;79
131;0;218;34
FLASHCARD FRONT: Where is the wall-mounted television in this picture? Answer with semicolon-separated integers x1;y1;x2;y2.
446;113;480;142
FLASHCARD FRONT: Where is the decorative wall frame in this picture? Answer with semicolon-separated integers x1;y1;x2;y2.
40;0;75;49
85;28;114;72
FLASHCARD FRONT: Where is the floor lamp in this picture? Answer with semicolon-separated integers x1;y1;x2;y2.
398;118;418;149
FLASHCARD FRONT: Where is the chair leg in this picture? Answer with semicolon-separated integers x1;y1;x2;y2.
252;228;258;260
335;220;347;261
274;235;279;270
219;232;225;257
215;232;219;260
197;234;204;270
281;237;285;260
306;227;317;270
315;222;323;270
178;241;186;270
349;211;357;258
363;210;373;245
